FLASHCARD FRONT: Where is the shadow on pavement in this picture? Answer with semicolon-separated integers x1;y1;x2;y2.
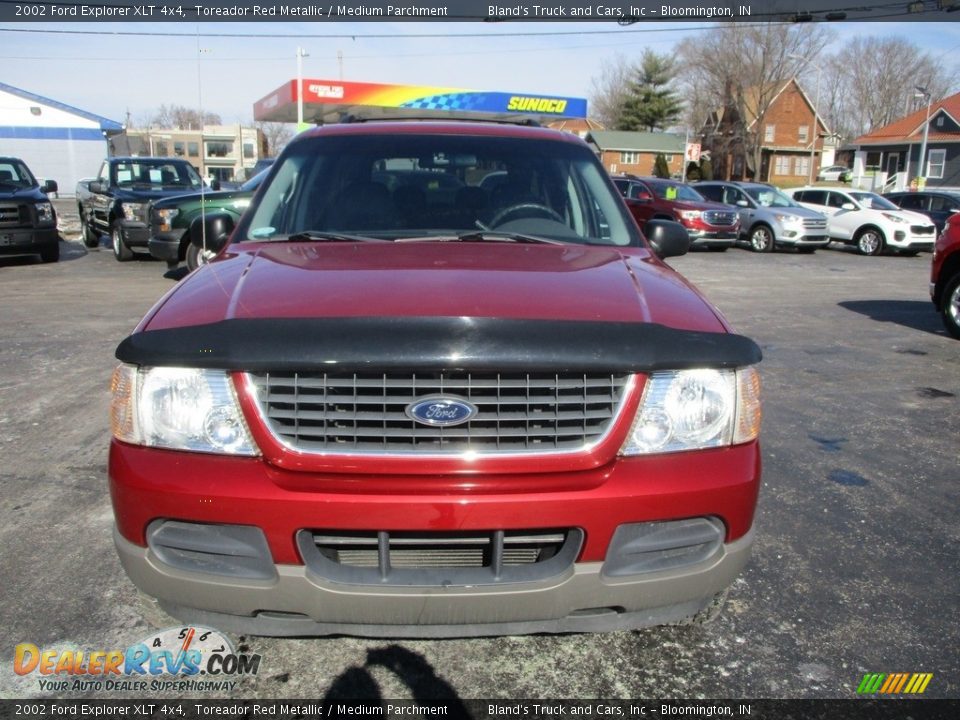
838;300;946;337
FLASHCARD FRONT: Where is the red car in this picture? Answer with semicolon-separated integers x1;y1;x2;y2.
109;121;762;637
613;175;740;250
932;212;960;338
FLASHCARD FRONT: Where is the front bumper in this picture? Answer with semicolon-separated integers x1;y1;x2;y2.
120;222;150;248
0;226;58;255
109;440;760;636
888;229;936;250
688;230;737;248
148;230;183;262
777;229;829;247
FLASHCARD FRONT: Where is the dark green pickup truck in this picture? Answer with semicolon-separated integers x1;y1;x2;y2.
148;168;269;271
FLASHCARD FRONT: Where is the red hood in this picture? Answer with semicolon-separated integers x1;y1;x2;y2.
141;242;726;333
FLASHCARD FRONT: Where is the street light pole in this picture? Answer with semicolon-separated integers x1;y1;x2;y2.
915;86;932;182
296;47;309;131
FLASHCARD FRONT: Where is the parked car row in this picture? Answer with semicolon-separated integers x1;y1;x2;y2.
610;173;942;258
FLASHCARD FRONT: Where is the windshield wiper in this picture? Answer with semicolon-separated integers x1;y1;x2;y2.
261;231;388;244
453;231;562;245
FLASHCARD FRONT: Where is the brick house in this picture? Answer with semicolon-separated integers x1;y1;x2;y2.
547;117;605;140
849;90;960;191
701;78;833;183
585;130;687;178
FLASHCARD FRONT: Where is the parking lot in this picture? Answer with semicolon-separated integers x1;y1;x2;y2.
0;228;957;700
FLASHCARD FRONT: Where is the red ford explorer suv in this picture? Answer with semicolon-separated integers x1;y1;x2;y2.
109;120;762;637
613;175;740;250
932;212;960;338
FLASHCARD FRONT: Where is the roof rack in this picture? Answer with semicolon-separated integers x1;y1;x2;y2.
336;111;541;127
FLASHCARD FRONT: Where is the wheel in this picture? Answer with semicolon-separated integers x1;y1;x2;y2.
111;222;133;261
185;241;216;272
81;216;100;248
942;274;960;340
748;224;775;253
855;227;885;256
489;202;564;227
39;241;59;263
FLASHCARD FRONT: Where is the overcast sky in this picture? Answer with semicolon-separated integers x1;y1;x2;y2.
2;21;959;127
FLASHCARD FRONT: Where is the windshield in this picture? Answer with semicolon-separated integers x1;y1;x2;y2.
849;192;899;211
242;133;640;246
0;159;38;188
645;180;705;203
112;161;203;190
744;186;797;208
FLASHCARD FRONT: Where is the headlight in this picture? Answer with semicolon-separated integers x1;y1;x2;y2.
122;202;149;222
882;212;907;224
110;364;258;456
621;367;761;455
154;207;179;231
774;213;801;225
35;202;54;224
678;210;701;221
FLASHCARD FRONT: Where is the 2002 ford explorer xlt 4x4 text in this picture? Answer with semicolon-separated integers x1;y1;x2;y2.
109;120;763;637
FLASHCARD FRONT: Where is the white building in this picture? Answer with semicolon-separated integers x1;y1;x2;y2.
0;82;122;196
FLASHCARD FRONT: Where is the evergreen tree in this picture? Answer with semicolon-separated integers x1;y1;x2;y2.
653;153;671;178
685;161;701;181
618;50;683;132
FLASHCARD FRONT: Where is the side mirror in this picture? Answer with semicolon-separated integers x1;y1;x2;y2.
644;218;690;259
736;199;750;208
89;181;104;193
841;202;856;210
42;180;58;194
190;212;235;258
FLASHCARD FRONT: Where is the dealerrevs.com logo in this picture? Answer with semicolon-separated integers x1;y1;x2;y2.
14;626;260;692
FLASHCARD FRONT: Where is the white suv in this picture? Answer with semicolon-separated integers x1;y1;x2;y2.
787;187;936;256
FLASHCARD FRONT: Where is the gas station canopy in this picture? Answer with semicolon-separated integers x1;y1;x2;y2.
253;79;588;126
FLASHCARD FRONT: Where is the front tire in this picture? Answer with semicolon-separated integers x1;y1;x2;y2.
81;217;100;248
112;222;133;261
942;274;960;340
39;242;59;263
185;241;216;272
748;224;775;253
855;227;885;256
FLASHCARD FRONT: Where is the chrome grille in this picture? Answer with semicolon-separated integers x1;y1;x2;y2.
0;204;24;226
248;371;632;455
802;218;827;230
311;530;567;569
911;225;935;235
702;210;737;226
297;527;584;585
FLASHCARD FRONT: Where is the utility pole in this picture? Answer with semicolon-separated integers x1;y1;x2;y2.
915;86;932;183
296;47;309;132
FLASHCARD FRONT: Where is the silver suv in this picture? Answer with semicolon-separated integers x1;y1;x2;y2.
696;181;829;253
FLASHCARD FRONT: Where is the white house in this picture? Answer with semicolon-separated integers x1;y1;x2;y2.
0;82;122;195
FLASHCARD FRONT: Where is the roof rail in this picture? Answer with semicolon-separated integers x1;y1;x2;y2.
333;111;542;127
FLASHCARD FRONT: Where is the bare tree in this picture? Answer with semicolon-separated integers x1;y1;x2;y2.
676;23;834;178
147;104;222;130
589;54;637;129
256;121;295;157
820;36;957;143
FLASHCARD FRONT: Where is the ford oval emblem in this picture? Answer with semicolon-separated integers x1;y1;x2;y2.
405;396;477;427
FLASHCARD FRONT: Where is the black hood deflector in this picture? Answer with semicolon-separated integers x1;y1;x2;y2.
116;317;761;373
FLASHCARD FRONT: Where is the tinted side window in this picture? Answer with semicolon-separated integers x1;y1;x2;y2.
697;185;723;202
826;192;848;209
928;195;957;212
895;194;926;210
724;188;746;206
799;190;827;205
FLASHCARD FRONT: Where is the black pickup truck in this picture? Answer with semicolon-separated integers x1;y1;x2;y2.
0;157;59;263
76;157;204;261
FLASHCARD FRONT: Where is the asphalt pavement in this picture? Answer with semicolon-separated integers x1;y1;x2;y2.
0;225;957;701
